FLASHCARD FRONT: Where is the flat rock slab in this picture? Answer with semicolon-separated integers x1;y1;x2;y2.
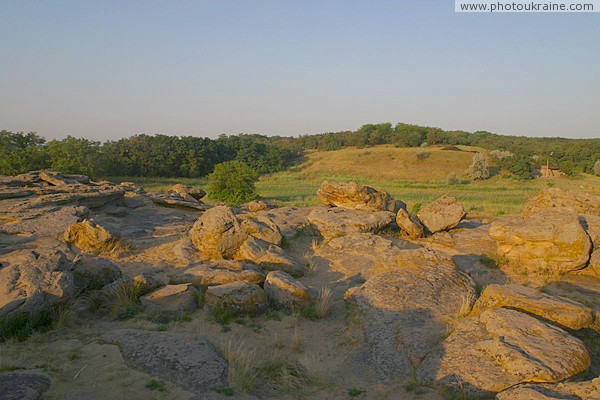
496;377;600;400
101;329;227;394
307;207;394;240
0;372;51;400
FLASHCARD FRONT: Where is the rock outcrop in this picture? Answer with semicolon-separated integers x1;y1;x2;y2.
204;281;267;313
417;195;465;233
317;180;395;212
307;207;394;240
171;184;206;201
64;219;122;256
523;188;600;217
140;283;198;313
264;270;312;309
395;207;425;239
0;372;51;400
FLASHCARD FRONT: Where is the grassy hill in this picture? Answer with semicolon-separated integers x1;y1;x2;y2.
110;145;600;217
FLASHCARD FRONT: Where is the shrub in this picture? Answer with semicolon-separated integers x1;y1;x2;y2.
594;160;600;176
207;161;260;206
561;161;578;177
415;150;431;160
445;172;462;185
500;155;532;180
467;153;490;180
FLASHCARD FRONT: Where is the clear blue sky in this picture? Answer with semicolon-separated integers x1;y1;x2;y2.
1;1;598;140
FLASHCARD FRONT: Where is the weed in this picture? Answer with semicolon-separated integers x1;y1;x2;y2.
216;386;235;396
145;379;167;392
219;338;258;391
209;304;237;326
348;388;365;397
314;287;332;319
0;311;52;341
260;357;324;392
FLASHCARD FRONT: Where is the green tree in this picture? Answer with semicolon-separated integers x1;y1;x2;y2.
500;155;532;180
467;153;490;180
207;161;259;206
560;161;578;177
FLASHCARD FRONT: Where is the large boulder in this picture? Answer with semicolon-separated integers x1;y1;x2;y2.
171;184;206;201
395;208;425;239
264;270;312;309
345;249;477;381
140;284;198;313
174;264;264;286
496;378;600;400
417;308;591;393
473;284;596;330
307;207;394;240
0;249;75;317
64;219;121;256
72;255;121;290
189;206;248;259
0;372;51;400
417;195;465;233
235;236;302;275
101;329;227;394
204;281;267;313
489;208;592;284
317;180;395;211
240;215;283;245
523;188;600;217
39;170;90;186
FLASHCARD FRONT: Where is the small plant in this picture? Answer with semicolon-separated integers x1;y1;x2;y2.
445;172;462;185
291;326;303;352
314;287;332;319
416;150;431;160
458;292;476;318
209;304;237;326
220;338;258;391
145;379;167;392
348;388;365;397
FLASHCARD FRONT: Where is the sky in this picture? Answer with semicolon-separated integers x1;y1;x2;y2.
1;1;599;140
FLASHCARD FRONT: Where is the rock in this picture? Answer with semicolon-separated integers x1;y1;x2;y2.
317;180;395;211
140;284;198;313
523;188;600;217
264;270;312;309
417;195;465;233
204;281;267;313
395;208;425;239
101;329;227;394
0;249;75;317
577;214;600;279
235;236;302;275
149;194;208;211
472;284;596;330
39;170;90;186
489;209;591;284
131;273;164;295
72;256;122;290
64;219;121;256
240;215;283;245
417;308;591;393
345;249;476;381
189;206;248;259
315;233;402;279
496;378;600;400
256;206;311;240
175;264;264;286
171;184;206;200
307;207;394;240
242;199;272;212
0;372;51;400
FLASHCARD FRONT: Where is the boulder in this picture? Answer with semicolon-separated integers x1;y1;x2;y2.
395;208;425;239
0;372;51;400
523;188;600;217
489;209;591;284
64;219;121;256
72;256;122;290
149;194;208;210
417;308;591;393
417;195;465;233
204;281;267;313
307;207;394;240
235;237;302;275
39;170;90;186
101;329;227;394
345;249;476;381
472;284;596;330
140;284;198;313
240;215;283;245
171;184;206;200
264;270;312;309
242;199;272;212
189;206;248;259
0;249;75;317
577;214;600;279
131;273;164;295
175;264;264;286
496;377;600;400
316;180;395;211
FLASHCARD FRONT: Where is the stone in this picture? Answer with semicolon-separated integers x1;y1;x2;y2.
64;219;121;256
395;207;425;239
0;372;51;400
39;170;90;186
345;249;476;381
171;183;206;200
242;199;272;212
131;273;164;295
523;188;600;217
235;236;301;275
189;206;248;259
101;329;227;394
496;378;600;400
240;215;283;245
204;281;267;313
307;207;394;240
264;270;312;309
417;308;591;393
140;284;198;313
317;180;395;211
175;264;264;286
417;195;465;233
72;256;121;290
472;284;596;330
489;208;591;284
0;249;75;317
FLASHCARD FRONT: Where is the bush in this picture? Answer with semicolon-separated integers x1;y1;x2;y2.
594;160;600;176
467;153;490;180
415;150;431;160
207;161;260;206
446;172;462;185
500;155;532;180
560;161;578;177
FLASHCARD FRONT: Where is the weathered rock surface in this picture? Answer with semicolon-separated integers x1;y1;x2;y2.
496;377;600;400
0;249;75;317
242;199;272;212
39;170;91;186
317;180;395;211
0;372;51;400
417;308;591;393
235;236;301;275
189;206;248;259
171;183;206;200
523;188;600;217
395;208;425;239
307;207;394;240
240;215;283;245
64;219;120;256
101;329;227;394
175;264;264;286
204;281;267;312
264;270;312;309
140;283;198;313
489;208;591;284
473;284;596;330
256;206;310;240
417;195;465;233
72;255;122;290
345;249;476;381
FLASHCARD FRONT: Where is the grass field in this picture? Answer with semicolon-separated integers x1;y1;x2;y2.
108;145;600;217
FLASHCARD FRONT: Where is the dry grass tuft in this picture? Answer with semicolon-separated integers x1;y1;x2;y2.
314;287;332;319
458;292;476;318
219;338;258;392
291;326;303;353
260;355;325;392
